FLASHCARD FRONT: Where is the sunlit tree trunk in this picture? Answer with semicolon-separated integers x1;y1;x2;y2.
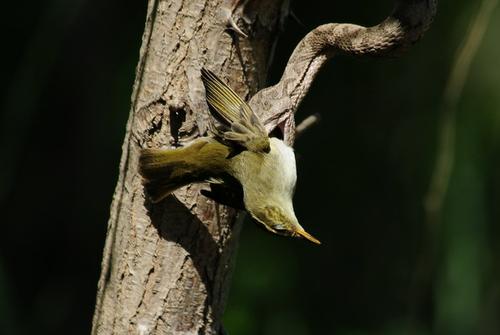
91;0;287;333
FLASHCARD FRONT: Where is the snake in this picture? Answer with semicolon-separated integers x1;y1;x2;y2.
247;0;438;144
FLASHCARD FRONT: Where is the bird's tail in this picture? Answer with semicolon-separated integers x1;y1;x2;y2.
139;139;229;203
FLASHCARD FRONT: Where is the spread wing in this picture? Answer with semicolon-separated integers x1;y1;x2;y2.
201;68;270;153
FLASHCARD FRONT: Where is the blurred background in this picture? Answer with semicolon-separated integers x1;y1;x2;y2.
1;0;499;334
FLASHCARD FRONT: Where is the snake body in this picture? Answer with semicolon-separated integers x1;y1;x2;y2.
248;0;438;143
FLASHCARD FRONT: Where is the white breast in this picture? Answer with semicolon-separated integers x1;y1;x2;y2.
268;138;297;196
230;137;298;212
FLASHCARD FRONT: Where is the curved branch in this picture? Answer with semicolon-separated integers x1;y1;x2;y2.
249;0;437;143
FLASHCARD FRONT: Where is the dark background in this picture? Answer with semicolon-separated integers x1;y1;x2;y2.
1;0;499;334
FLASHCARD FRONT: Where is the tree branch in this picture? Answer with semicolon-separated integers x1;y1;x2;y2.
249;0;438;144
295;113;321;139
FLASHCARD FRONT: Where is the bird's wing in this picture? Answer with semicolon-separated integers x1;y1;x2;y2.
201;68;270;153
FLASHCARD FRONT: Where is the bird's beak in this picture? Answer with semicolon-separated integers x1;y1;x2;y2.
296;229;321;245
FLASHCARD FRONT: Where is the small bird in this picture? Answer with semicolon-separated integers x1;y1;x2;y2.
139;68;320;244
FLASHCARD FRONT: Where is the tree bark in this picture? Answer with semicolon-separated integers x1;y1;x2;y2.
92;0;437;333
91;0;287;334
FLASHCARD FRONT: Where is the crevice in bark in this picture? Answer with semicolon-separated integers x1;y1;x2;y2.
169;106;187;146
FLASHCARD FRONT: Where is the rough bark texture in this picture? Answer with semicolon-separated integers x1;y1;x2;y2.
91;0;287;334
92;0;437;333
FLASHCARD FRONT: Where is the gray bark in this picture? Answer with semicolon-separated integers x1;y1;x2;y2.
91;0;286;333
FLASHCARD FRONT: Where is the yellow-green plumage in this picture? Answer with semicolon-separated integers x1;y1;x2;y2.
139;138;229;203
138;68;321;244
201;68;270;153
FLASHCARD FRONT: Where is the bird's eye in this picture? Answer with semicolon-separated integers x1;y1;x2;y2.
272;225;292;237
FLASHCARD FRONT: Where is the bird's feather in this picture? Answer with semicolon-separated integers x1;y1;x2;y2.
139;139;230;202
201;68;270;153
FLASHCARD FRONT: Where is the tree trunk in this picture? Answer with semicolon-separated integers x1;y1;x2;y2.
91;0;286;333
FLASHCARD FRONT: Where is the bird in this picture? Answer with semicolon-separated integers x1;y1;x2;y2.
138;68;320;245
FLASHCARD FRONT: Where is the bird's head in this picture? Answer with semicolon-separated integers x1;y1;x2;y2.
251;205;321;245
